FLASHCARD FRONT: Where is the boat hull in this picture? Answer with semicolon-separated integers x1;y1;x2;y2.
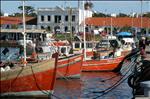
82;56;124;71
0;59;57;96
57;54;83;78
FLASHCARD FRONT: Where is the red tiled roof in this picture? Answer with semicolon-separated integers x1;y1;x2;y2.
0;16;36;25
85;17;150;28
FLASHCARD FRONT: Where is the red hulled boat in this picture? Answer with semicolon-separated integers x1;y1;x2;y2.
0;53;58;96
57;54;83;78
82;56;124;71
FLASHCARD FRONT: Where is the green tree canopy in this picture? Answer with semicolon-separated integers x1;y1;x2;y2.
143;12;150;18
0;11;4;16
18;6;36;16
84;2;93;10
92;12;110;17
117;13;129;17
10;5;36;17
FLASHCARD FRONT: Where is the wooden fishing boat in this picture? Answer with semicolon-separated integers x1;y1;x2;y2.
0;53;58;96
82;55;124;71
36;40;83;79
0;1;59;96
57;54;83;78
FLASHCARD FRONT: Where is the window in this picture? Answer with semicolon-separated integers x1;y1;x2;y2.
65;26;68;32
75;43;80;48
41;15;44;22
72;15;75;21
87;43;93;48
72;26;75;32
41;26;44;29
65;15;68;21
6;25;10;29
47;26;51;31
54;15;61;23
48;15;51;21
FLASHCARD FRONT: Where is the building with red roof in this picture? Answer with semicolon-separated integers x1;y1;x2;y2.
0;16;37;29
85;17;150;28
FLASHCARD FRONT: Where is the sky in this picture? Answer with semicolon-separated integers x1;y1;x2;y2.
1;0;150;15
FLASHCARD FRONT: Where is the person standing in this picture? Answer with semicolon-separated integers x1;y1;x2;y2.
139;37;146;58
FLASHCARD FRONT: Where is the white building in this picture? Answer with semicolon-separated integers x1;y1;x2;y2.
37;6;92;33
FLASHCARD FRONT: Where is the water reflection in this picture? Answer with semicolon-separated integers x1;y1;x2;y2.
54;72;132;99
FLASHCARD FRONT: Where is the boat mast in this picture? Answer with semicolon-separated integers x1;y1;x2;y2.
140;0;143;34
110;15;113;37
23;0;27;66
141;0;143;29
83;0;87;60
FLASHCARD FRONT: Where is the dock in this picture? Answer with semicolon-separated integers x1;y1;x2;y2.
135;45;150;99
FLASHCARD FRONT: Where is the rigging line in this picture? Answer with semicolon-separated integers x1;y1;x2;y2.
92;60;137;94
99;59;133;82
83;54;139;96
82;53;139;93
30;65;62;99
82;61;135;96
92;64;137;99
93;74;131;99
56;71;71;81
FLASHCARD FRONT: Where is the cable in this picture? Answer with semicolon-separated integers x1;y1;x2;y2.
82;59;135;96
82;52;140;98
31;65;62;99
92;54;141;98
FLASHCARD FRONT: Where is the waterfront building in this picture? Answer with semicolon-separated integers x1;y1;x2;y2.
0;16;47;41
37;6;93;33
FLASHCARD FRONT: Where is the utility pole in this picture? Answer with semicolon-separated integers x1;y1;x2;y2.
83;0;87;60
69;7;72;42
22;0;27;66
140;0;143;34
110;15;113;37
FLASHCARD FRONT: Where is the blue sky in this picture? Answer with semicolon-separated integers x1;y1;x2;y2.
1;1;150;15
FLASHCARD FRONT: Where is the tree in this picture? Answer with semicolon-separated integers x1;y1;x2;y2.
0;11;4;16
143;12;150;18
117;13;129;17
18;5;36;16
92;12;110;17
84;2;93;10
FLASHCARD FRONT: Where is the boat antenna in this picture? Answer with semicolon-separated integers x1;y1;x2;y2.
22;0;27;66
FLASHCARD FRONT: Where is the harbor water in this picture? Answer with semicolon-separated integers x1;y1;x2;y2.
53;72;133;99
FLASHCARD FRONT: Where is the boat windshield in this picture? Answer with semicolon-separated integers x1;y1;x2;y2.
0;47;20;62
96;39;118;48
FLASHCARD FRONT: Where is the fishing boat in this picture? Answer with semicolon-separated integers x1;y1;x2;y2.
0;54;58;96
82;55;125;72
57;54;83;78
82;42;126;71
81;33;125;71
0;1;58;97
81;0;125;72
36;40;83;78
